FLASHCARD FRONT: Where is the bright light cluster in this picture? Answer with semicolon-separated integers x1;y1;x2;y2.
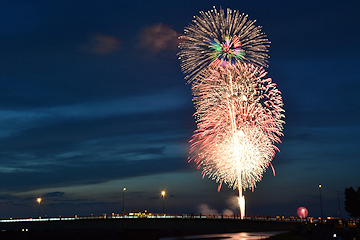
209;35;245;69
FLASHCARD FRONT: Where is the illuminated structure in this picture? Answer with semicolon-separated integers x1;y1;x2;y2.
122;187;126;215
37;197;42;218
161;190;166;215
179;7;284;219
318;184;323;222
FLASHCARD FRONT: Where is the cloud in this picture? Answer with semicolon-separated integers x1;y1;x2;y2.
0;88;189;138
42;191;65;198
0;166;40;173
138;23;182;52
79;33;121;55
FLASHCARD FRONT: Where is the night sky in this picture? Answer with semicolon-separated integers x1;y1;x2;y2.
0;0;359;219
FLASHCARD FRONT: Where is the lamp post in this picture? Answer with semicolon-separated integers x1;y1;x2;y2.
37;197;42;218
161;190;166;215
122;187;126;215
318;184;323;223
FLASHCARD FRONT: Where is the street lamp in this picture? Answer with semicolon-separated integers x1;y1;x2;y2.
318;184;323;223
161;190;166;215
37;197;42;218
122;187;126;215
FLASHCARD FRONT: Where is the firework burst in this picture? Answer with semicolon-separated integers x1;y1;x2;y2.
189;63;284;192
179;7;284;219
178;6;270;82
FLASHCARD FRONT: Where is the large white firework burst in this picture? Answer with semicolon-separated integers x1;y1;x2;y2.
189;63;285;191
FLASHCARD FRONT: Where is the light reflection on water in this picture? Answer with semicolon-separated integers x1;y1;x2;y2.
160;231;284;240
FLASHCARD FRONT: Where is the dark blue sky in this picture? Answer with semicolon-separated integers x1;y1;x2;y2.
0;0;359;219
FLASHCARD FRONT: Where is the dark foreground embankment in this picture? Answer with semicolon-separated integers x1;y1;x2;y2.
268;223;360;240
0;217;302;240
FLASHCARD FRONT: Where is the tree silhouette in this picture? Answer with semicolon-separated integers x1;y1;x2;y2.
344;187;360;217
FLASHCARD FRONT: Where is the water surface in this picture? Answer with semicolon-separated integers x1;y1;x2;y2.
160;231;285;240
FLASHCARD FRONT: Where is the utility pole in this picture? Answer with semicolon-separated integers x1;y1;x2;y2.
318;184;323;223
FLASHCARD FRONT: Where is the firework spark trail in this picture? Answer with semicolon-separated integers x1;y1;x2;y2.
179;7;284;219
178;6;270;83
